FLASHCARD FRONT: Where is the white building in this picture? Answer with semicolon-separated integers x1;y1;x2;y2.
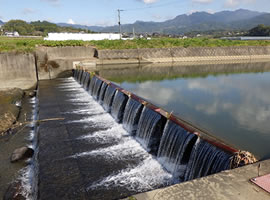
4;31;19;37
44;33;121;41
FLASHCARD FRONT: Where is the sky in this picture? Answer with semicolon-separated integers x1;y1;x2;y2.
0;0;269;26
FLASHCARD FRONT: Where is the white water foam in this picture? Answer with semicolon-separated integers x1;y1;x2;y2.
73;137;148;160
67;113;115;128
17;165;34;200
65;77;175;193
77;124;127;144
88;157;173;192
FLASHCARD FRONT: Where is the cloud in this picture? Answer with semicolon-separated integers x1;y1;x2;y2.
68;19;75;24
137;0;158;4
151;14;173;21
133;81;175;106
225;0;239;7
224;0;255;8
22;8;35;15
41;0;59;2
41;0;60;6
192;0;213;4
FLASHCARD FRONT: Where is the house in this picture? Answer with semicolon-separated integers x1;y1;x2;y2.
4;31;20;37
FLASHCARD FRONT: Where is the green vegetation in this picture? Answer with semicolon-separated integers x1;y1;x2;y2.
249;24;270;36
0;37;85;52
1;37;270;53
2;20;93;37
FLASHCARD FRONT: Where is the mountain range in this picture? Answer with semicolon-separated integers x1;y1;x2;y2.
57;9;270;34
0;20;4;25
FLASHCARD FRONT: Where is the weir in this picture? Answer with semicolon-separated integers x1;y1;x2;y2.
73;69;256;184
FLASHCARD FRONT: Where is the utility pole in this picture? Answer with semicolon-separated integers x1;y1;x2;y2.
117;9;124;39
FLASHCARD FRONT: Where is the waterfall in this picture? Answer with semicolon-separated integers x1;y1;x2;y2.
80;71;86;85
74;70;78;80
102;85;116;112
92;78;103;100
136;107;166;154
122;98;143;135
83;73;90;90
98;82;108;105
111;90;128;123
72;70;238;185
78;70;83;83
157;121;198;179
184;138;232;181
88;75;96;95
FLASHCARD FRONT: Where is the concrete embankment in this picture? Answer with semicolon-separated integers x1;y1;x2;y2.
130;159;270;200
1;46;270;90
97;46;270;65
35;46;97;80
0;53;37;90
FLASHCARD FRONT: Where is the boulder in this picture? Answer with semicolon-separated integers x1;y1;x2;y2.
27;91;36;98
10;147;34;163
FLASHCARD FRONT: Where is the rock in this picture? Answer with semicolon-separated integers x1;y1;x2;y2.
10;147;34;163
28;91;36;98
3;181;26;200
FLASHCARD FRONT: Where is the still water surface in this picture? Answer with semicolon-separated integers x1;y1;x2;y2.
99;62;270;160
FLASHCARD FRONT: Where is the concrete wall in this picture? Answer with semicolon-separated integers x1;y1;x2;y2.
35;46;97;80
0;53;37;90
98;46;270;64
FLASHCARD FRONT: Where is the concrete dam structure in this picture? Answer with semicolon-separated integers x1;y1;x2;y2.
3;46;270;199
31;68;253;199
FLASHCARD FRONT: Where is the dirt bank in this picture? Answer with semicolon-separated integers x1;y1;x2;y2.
0;88;24;135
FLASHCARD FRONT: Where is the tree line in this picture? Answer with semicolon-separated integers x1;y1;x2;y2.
2;19;270;37
248;24;270;36
2;20;93;36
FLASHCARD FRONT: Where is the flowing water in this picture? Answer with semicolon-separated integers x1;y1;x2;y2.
122;98;143;135
37;77;175;199
99;61;270;160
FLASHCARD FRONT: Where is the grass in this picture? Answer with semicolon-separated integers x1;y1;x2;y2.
1;36;270;53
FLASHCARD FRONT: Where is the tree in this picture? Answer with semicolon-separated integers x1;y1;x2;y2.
3;20;34;35
249;24;270;36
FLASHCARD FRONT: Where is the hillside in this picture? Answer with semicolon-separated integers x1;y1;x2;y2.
60;9;270;34
2;20;94;36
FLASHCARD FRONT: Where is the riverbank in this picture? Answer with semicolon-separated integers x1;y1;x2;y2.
0;89;37;199
0;88;24;136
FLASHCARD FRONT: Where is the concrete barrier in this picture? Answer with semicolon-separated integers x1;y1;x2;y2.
0;53;37;90
36;46;97;80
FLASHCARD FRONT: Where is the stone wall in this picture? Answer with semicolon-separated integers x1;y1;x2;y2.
0;53;37;90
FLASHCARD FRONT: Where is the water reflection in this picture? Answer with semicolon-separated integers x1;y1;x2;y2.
99;61;270;160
